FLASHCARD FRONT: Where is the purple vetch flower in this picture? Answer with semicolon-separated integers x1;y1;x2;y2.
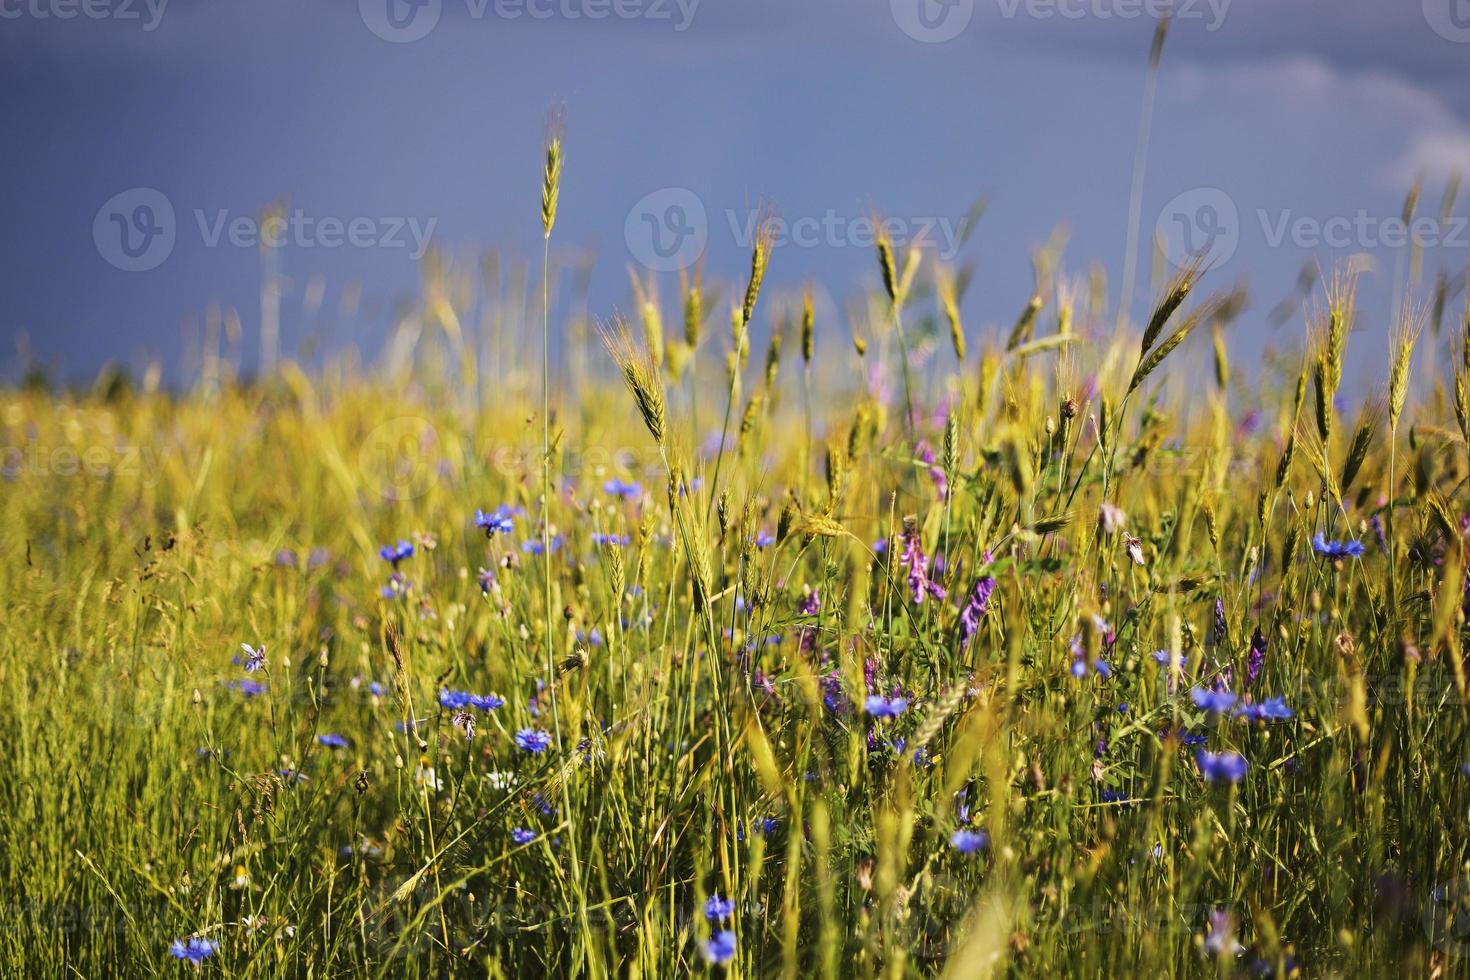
511;827;537;845
958;576;997;649
950;828;989;853
167;937;218;963
916;441;948;498
1196;750;1248;784
1246;627;1268;687
798;589;821;617
1311;533;1364;561
864;695;909;718
899;519;946;605
1212;598;1227;647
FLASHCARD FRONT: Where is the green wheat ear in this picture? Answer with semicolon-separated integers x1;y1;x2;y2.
540;108;565;239
600;315;667;447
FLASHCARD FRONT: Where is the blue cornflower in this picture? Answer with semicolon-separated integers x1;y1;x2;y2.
476;567;495;593
470;694;505;711
603;478;642;500
439;689;474;710
705;894;735;922
167;937;217;963
1235;695;1293;722
591;532;630;547
1069;646;1112;678
380;572;411;599
1197;749;1248;784
701;929;737;965
515;728;552;753
1151;649;1187;669
317;733;348;749
753;531;776;548
1191;687;1237;714
231;679;267;697
521;536;564;555
950;828;989;853
379;540;415;567
474;507;515;536
863;695;908;718
1160;726;1209;748
239;643;267;673
1312;533;1365;561
511;827;537;845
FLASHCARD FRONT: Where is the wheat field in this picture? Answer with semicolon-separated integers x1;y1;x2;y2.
2;123;1469;978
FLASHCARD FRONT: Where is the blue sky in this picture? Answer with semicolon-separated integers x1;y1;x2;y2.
1;0;1467;388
